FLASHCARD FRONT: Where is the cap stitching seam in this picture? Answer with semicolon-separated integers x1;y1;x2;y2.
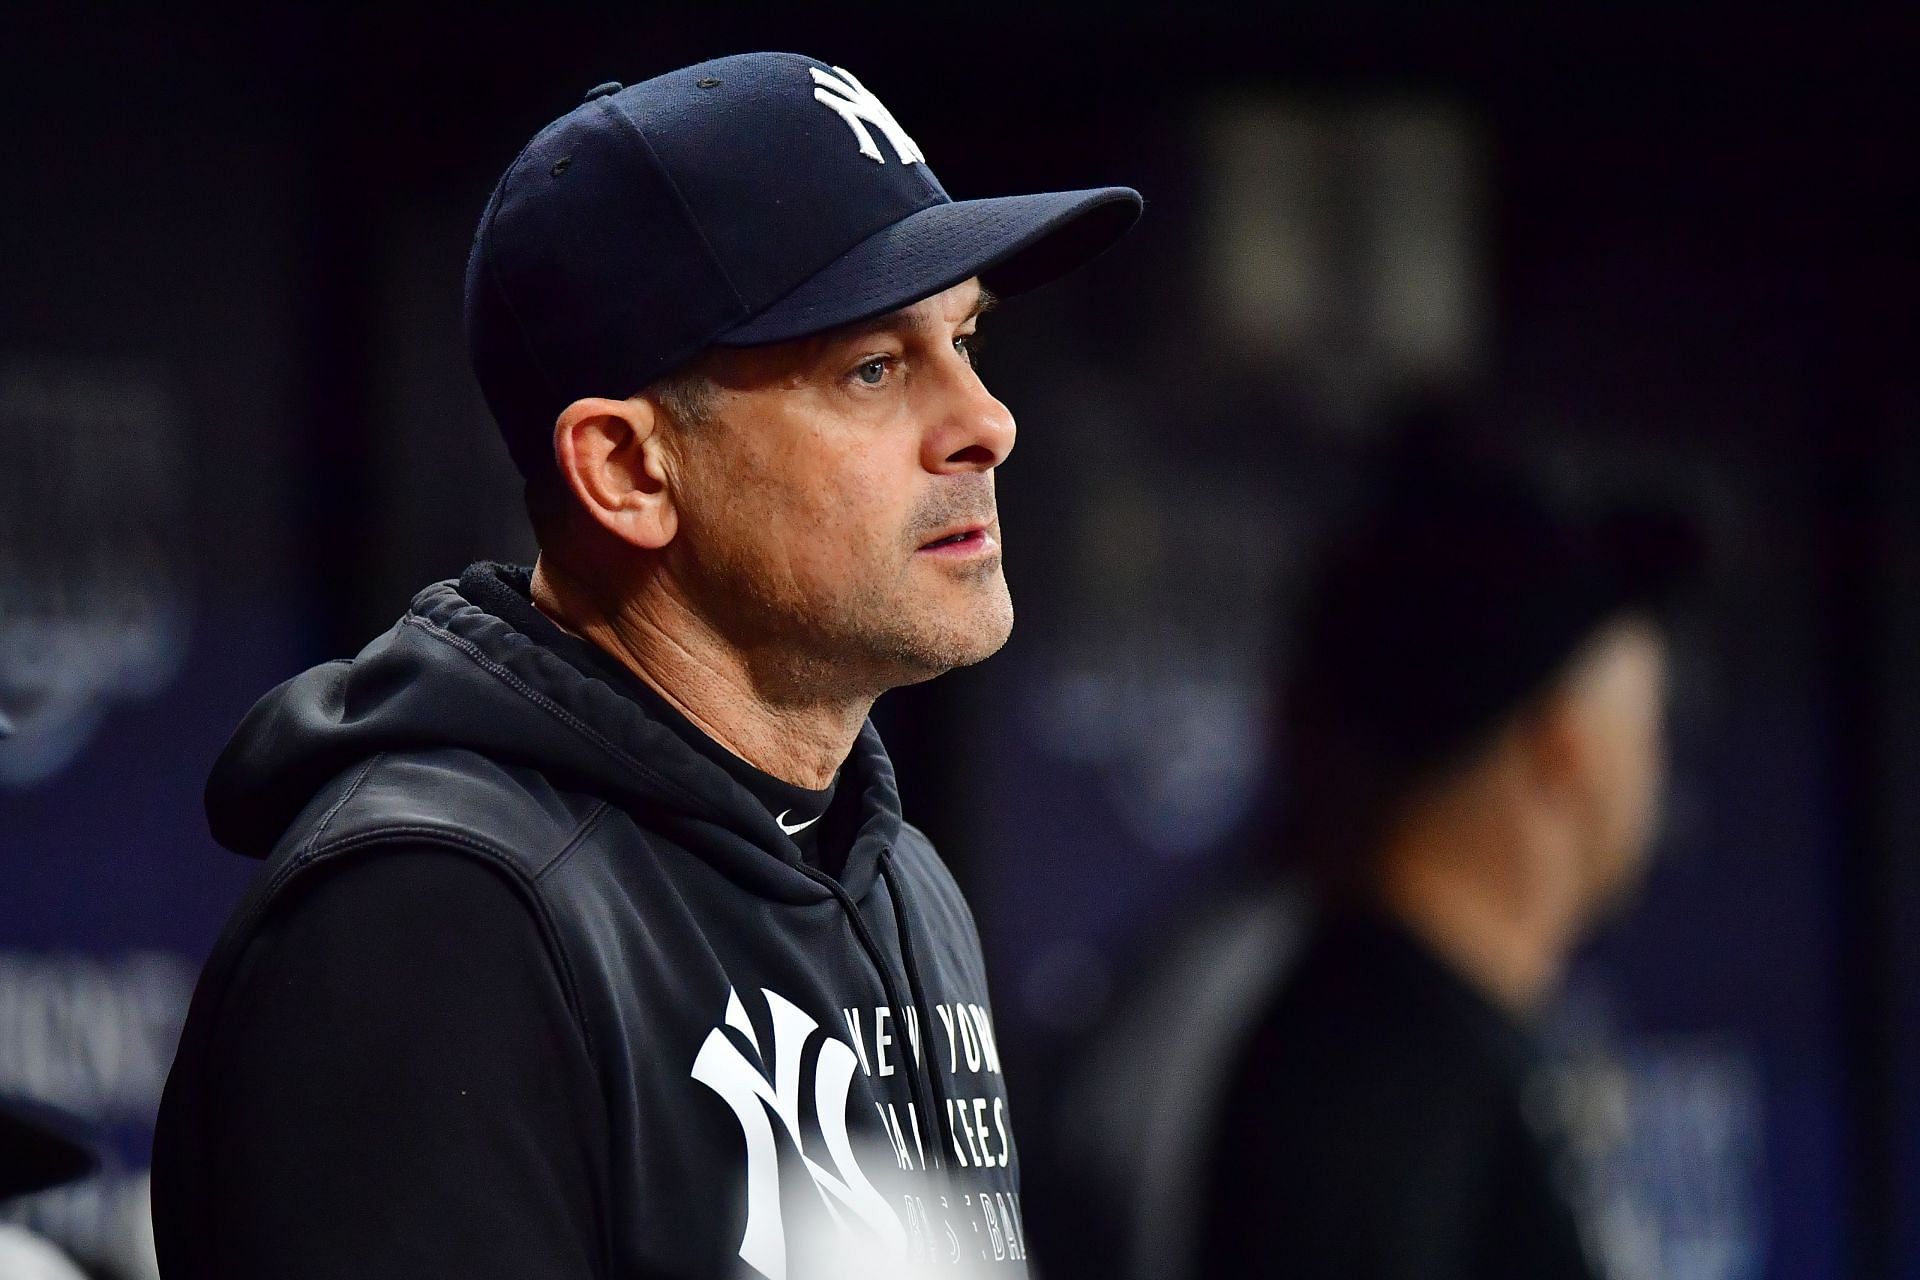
598;97;750;318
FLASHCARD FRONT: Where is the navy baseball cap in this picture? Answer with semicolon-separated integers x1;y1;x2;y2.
467;52;1143;477
1280;427;1705;877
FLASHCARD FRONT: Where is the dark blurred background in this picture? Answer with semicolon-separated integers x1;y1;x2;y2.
0;5;1914;1277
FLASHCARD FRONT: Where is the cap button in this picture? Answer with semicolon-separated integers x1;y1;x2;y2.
582;81;623;102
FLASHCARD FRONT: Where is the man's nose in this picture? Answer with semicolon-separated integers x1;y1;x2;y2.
923;355;1017;473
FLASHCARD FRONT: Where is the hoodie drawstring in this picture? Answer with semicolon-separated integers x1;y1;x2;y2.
878;853;957;1175
798;860;946;1173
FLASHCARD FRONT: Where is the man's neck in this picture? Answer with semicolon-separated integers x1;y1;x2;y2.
529;556;869;789
1372;784;1586;1016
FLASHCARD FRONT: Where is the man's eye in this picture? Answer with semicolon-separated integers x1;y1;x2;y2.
854;358;889;386
955;333;982;366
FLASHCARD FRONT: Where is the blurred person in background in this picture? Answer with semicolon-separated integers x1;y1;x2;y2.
1197;432;1701;1278
151;52;1137;1280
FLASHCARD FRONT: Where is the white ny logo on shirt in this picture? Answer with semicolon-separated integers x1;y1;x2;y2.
810;66;926;166
691;986;905;1280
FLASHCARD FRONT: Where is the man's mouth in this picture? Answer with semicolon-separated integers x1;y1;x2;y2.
917;525;993;554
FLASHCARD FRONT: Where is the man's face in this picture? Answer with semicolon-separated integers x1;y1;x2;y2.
661;277;1016;689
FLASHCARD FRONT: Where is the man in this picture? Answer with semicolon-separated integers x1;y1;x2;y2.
153;52;1138;1279
1198;437;1699;1278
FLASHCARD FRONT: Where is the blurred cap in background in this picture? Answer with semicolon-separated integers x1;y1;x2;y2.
1281;417;1707;884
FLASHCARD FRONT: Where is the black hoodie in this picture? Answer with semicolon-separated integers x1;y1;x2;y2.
154;567;1029;1279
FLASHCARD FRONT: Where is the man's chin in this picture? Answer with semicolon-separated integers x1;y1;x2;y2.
875;601;1013;687
948;613;1015;670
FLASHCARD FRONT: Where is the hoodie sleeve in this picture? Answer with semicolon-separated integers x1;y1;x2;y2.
184;845;609;1279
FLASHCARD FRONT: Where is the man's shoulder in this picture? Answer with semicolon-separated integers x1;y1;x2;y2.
273;746;612;884
885;820;960;893
1228;924;1527;1155
885;821;987;954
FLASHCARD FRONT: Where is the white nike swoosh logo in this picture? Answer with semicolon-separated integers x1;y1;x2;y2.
775;809;822;837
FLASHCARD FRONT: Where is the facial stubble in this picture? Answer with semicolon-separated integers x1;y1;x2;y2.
681;502;1013;699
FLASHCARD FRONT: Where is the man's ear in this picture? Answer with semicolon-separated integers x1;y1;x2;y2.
552;396;679;551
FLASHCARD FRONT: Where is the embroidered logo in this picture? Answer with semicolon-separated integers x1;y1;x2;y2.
810;66;926;166
692;986;905;1280
775;808;822;837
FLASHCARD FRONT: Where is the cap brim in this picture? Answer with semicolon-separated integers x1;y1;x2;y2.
717;186;1142;346
0;1099;96;1201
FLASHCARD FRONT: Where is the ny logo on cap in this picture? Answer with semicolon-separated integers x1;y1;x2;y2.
810;66;926;166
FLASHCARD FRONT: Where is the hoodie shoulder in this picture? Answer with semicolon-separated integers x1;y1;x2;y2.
205;580;749;863
268;748;612;887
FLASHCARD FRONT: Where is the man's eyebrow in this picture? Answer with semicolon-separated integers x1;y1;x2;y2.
893;284;999;336
830;283;1001;347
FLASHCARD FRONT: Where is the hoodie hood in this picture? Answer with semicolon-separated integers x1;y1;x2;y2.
205;574;904;900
